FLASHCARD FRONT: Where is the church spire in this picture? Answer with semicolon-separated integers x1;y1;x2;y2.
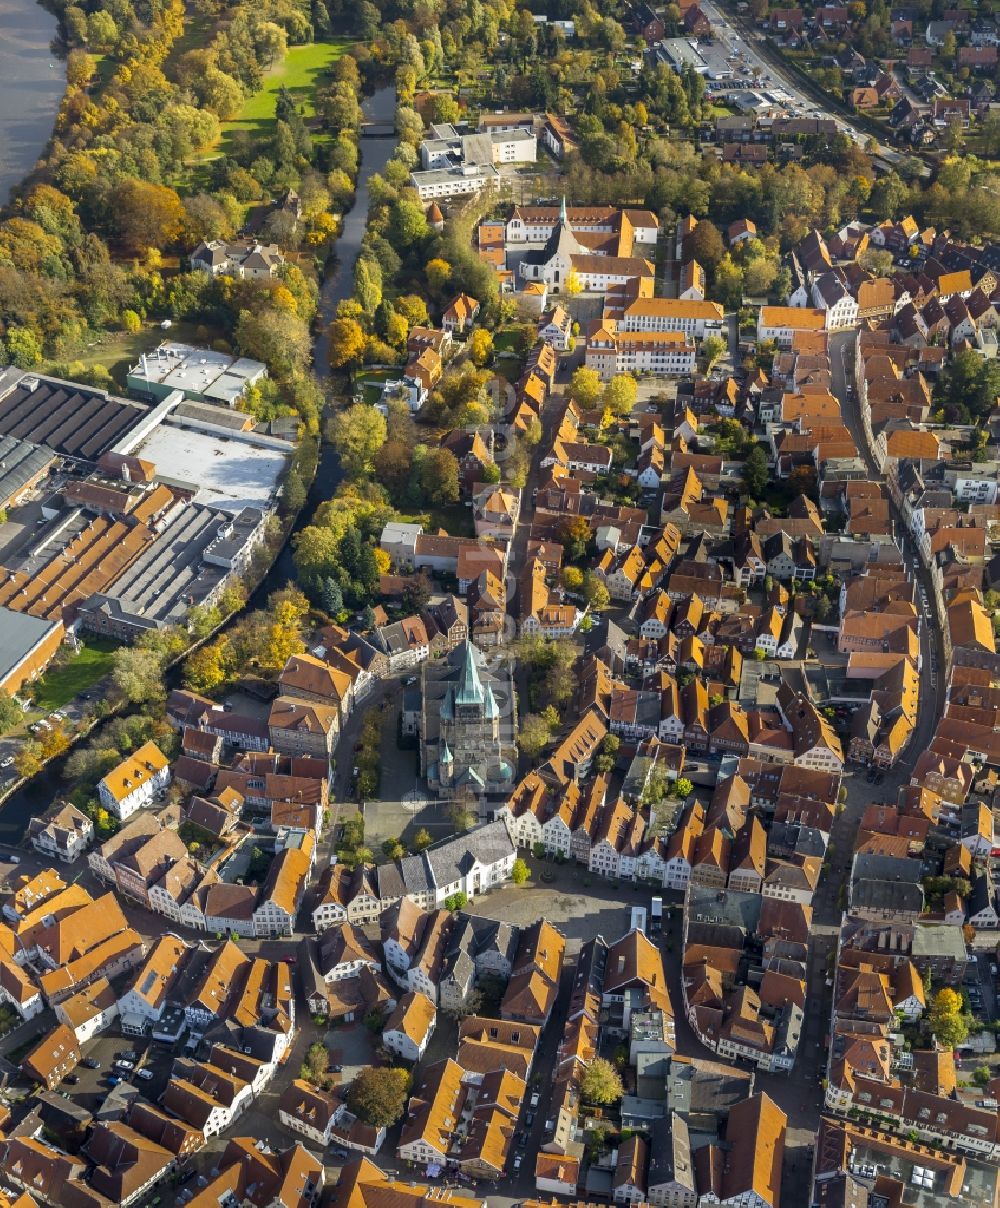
560;195;568;225
454;640;485;707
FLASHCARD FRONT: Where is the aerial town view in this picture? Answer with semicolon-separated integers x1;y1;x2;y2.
4;0;1000;1205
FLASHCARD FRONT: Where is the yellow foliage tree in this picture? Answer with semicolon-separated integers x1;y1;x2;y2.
426;257;452;295
469;329;494;367
185;640;230;693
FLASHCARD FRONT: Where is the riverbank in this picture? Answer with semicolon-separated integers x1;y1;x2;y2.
0;0;65;203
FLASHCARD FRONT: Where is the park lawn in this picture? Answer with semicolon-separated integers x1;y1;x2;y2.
224;38;354;138
31;638;120;712
46;321;225;390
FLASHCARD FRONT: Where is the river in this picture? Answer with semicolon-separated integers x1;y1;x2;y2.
0;0;65;204
259;82;398;595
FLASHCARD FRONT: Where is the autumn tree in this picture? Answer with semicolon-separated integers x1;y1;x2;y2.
929;987;969;1048
603;374;637;417
112;179;186;253
686;218;725;271
581;1058;624;1105
328;317;366;370
426;257;452;295
184;639;231;693
14;741;43;780
559;515;592;562
469;328;494;366
570;366;603;409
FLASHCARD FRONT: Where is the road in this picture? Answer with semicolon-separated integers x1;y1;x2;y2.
697;0;867;146
830;330;946;729
699;0;925;173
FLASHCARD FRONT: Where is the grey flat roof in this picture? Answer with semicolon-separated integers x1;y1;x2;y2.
0;606;60;681
132;425;288;513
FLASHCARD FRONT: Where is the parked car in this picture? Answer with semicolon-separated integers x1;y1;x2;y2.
137;1069;155;1081
82;1059;101;1069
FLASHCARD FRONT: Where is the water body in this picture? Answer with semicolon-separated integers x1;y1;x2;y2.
0;0;65;204
312;84;398;380
259;83;398;595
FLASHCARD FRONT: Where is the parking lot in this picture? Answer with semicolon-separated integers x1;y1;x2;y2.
55;1031;177;1114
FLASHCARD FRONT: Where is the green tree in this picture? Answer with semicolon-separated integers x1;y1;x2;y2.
673;777;694;798
581;1057;624;1105
742;445;769;497
333;404;388;478
300;1041;330;1086
511;857;529;885
111;647;165;705
346;1066;411;1127
701;334;726;371
518;712;554;758
582;571;610;610
444;890;469;910
0;695;22;733
412;828;433;852
595;733;620;773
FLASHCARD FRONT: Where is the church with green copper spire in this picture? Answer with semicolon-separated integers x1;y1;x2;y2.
419;638;517;801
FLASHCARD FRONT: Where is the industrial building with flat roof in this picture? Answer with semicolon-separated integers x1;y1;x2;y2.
126;343;267;408
0;369;149;461
130;421;289;514
77;504;266;640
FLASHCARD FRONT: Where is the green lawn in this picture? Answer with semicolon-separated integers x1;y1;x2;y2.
30;638;120;712
355;369;395;406
493;330;522;354
224;38;354;137
426;503;474;538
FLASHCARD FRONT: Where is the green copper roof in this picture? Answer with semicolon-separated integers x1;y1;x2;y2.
455;640;485;707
